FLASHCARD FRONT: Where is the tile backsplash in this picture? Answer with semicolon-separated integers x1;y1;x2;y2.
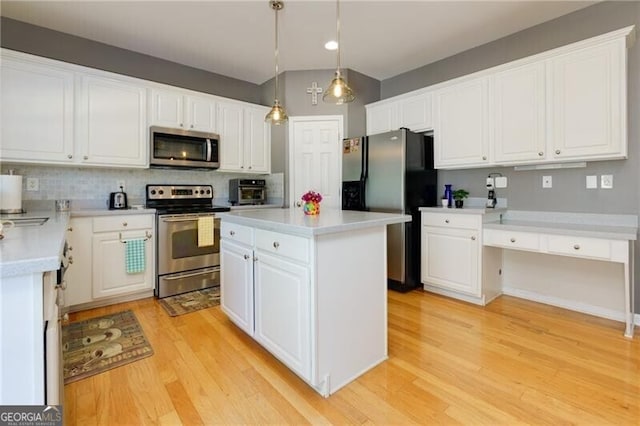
1;164;284;206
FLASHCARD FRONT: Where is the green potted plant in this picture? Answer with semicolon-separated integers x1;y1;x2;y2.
452;189;469;208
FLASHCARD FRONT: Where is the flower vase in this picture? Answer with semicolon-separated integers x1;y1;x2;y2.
303;201;320;216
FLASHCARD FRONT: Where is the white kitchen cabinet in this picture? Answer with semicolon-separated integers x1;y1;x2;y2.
366;101;398;135
0;53;75;164
76;75;148;167
433;76;490;169
492;62;547;164
254;250;311;380
398;92;433;132
92;215;154;299
149;88;217;133
217;101;271;173
549;39;626;161
220;238;254;335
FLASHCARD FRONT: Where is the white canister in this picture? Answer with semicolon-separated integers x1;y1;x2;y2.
0;174;23;213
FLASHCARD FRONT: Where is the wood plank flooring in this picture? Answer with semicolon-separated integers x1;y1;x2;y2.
63;291;640;425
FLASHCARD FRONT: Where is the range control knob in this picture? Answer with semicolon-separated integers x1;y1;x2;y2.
159;190;164;195
150;190;156;195
206;189;211;194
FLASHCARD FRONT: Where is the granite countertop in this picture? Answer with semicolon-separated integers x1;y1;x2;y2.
219;208;411;237
0;210;69;278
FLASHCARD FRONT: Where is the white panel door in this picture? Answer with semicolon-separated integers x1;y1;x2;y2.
550;40;625;160
217;101;245;171
0;58;74;163
77;75;147;167
289;116;343;209
493;62;547;164
220;239;254;335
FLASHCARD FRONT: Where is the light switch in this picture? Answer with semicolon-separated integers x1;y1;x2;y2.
601;175;613;189
586;175;598;189
542;176;552;188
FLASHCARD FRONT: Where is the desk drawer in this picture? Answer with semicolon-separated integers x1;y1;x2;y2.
255;229;309;263
483;229;539;251
221;221;254;246
422;212;481;230
547;235;611;260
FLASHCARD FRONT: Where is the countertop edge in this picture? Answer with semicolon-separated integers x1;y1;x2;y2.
483;221;638;241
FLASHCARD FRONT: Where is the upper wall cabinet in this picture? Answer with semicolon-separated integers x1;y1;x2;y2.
1;55;75;164
365;91;433;135
149;88;217;133
76;75;148;167
217;101;270;174
433;76;490;168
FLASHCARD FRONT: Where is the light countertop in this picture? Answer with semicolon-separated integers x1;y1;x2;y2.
71;207;156;217
483;219;637;241
419;206;508;215
219;208;411;237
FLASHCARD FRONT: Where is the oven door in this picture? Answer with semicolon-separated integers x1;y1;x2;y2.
158;213;220;275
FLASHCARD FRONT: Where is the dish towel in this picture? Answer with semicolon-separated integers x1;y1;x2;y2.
125;239;146;274
197;216;214;247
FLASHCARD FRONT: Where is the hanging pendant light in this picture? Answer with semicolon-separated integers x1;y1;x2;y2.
323;0;355;105
265;0;288;125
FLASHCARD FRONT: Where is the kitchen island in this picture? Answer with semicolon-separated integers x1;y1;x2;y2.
219;208;410;397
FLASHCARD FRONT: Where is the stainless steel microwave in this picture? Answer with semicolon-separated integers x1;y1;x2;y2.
150;126;220;169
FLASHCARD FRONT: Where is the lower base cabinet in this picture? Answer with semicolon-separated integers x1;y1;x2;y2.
220;239;254;335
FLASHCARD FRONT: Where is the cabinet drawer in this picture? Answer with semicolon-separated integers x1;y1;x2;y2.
221;221;254;246
422;212;481;230
93;214;153;232
483;229;540;251
255;229;309;263
547;235;611;260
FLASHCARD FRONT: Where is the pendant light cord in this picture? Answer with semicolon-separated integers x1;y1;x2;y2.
274;2;280;101
336;0;341;72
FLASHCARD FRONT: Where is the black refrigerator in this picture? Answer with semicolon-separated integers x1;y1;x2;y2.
342;128;438;292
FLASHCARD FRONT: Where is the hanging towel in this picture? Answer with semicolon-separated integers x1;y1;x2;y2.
197;216;214;247
125;239;146;274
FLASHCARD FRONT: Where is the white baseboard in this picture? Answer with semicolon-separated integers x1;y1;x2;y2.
422;284;486;306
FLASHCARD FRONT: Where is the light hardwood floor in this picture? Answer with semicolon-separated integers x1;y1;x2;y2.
64;291;639;425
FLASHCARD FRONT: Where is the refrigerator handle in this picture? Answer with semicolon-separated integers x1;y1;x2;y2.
362;136;369;180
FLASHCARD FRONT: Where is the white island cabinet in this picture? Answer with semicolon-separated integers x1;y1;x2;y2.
219;208;410;397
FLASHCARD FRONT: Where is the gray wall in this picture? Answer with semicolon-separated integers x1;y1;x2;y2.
0;17;261;104
381;1;640;312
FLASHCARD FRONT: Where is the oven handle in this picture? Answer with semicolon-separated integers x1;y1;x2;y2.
206;139;212;162
161;216;217;223
162;268;219;280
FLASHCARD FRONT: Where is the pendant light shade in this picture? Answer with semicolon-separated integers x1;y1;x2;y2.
265;0;288;125
323;0;355;104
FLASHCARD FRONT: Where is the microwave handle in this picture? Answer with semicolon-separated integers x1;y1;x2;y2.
206;139;212;162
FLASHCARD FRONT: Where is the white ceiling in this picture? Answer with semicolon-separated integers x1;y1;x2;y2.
1;1;597;85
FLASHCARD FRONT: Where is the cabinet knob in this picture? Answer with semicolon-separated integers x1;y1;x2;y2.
482;156;487;160
538;152;544;156
248;166;252;170
445;219;450;224
573;244;580;250
243;254;250;260
190;124;194;129
241;166;244;169
179;123;184;127
229;230;235;236
67;154;73;159
555;149;561;155
273;241;280;249
471;236;476;241
510;238;516;243
83;155;89;160
122;222;128;227
67;227;73;232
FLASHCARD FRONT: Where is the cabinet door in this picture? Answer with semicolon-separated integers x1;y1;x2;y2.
433;77;490;168
493;62;547;164
0;57;74;163
398;92;432;132
366;102;398;135
254;251;311;381
92;231;154;299
64;217;93;307
220;240;254;335
186;94;217;133
421;226;480;296
217;101;245;171
550;40;625;160
150;88;184;128
243;106;271;173
77;75;147;167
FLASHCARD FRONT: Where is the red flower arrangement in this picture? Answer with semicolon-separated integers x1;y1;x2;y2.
301;190;323;203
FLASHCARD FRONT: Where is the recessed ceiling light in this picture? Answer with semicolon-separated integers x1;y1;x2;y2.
324;40;338;51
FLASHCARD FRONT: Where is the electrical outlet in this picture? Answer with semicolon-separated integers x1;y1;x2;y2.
26;177;39;191
601;175;613;189
586;175;598;189
117;180;126;192
495;176;508;188
542;176;552;188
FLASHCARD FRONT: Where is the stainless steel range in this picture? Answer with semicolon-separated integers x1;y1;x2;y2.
146;184;230;298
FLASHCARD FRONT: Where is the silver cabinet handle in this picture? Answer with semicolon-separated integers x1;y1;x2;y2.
482;156;487;160
253;257;258;262
248;166;252;170
555;149;561;155
122;222;128;227
229;230;235;236
471;236;476;241
190;124;194;129
510;238;516;243
83;155;89;160
574;244;580;250
67;154;73;159
538;152;544;156
445;219;450;224
243;254;250;260
179;123;184;127
273;241;280;249
67;227;73;232
163;268;217;280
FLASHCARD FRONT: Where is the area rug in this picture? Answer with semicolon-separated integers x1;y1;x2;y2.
158;285;221;317
62;310;154;384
